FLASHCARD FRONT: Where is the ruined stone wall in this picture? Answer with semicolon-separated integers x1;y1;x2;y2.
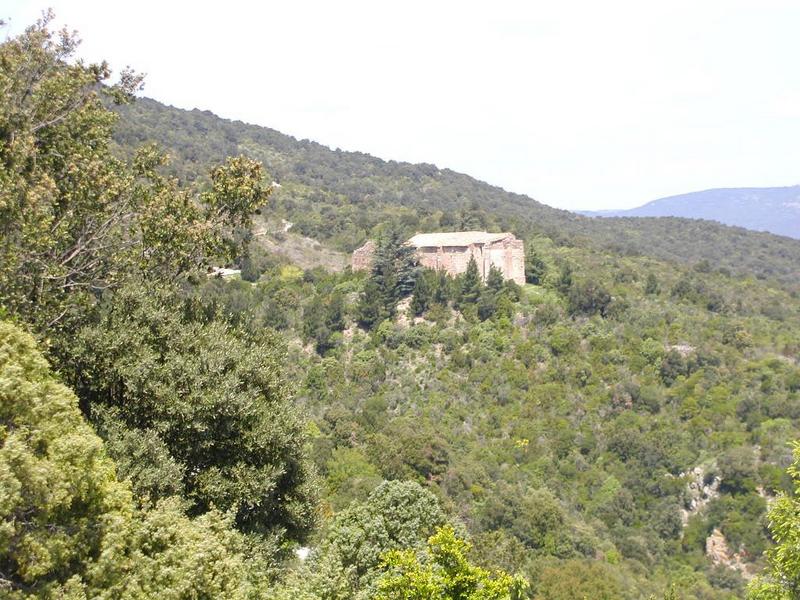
417;245;482;278
484;238;525;285
487;237;525;285
351;234;525;285
417;239;524;284
351;240;376;272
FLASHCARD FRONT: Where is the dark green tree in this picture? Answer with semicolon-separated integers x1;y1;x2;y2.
645;272;660;295
395;244;420;299
486;265;505;293
357;278;389;329
460;256;483;305
358;229;420;328
0;321;266;599
567;279;612;317
411;270;433;316
432;270;451;306
476;266;506;321
525;246;548;285
326;290;347;332
556;263;574;294
304;290;346;354
477;288;499;321
66;281;318;541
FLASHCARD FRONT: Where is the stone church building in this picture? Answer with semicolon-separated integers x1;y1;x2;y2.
351;231;525;285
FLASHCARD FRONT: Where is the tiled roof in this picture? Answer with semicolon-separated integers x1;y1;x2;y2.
407;231;512;248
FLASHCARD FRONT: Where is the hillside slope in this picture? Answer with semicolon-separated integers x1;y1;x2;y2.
581;187;800;240
198;232;800;599
111;97;800;289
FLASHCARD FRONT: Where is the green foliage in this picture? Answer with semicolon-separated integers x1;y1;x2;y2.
748;442;800;599
94;407;186;500
478;485;571;555
567;279;612;317
113;97;800;290
94;497;271;600
375;526;528;599
460;256;483;306
0;320;132;597
717;446;759;494
324;447;382;510
556;263;573;294
645;272;660;295
304;290;346;354
357;278;389;329
525;245;548;285
532;559;623;600
300;481;448;599
0;321;267;599
410;270;433;316
65;281;318;540
0;16;270;338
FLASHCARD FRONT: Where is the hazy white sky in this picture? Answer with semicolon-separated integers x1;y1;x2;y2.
5;1;800;210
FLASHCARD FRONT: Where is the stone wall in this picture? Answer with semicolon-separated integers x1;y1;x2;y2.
351;240;376;272
352;233;525;286
485;237;525;285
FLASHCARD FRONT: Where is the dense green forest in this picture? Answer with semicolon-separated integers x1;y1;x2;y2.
111;97;800;292
3;15;800;600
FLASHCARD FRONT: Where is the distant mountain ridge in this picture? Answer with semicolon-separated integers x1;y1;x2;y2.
580;187;800;239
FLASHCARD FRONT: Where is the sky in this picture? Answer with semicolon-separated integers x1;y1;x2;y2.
4;1;800;211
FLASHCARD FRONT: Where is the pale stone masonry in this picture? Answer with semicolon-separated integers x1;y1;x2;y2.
350;239;377;272
351;231;525;285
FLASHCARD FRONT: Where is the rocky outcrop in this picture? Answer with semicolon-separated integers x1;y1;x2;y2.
705;528;755;578
680;466;720;526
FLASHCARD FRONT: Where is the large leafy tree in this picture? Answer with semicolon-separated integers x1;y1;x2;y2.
282;481;447;600
0;320;131;596
0;13;268;336
0;14;317;548
0;321;264;599
67;281;318;540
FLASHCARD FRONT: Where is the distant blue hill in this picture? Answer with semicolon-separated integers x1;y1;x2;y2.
580;186;800;239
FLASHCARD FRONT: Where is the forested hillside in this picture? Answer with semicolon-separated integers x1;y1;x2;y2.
3;15;800;600
194;231;800;599
111;97;800;290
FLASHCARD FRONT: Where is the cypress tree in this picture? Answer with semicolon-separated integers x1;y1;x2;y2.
395;244;419;299
460;256;482;305
486;265;505;293
525;247;548;285
370;233;398;311
357;279;386;329
433;270;451;306
326;291;346;331
477;287;498;321
411;270;432;316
